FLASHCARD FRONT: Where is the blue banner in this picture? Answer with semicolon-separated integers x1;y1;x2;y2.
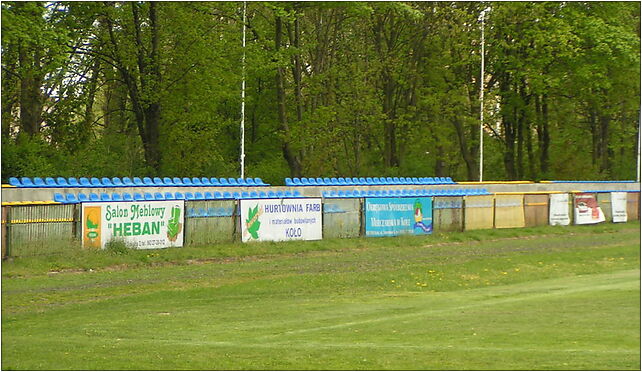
364;197;433;237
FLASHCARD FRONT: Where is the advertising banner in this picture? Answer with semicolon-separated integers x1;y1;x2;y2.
611;192;628;223
574;193;605;225
549;193;570;226
240;198;322;242
364;197;433;237
81;201;184;249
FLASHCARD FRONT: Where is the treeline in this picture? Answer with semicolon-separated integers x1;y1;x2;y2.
2;2;640;184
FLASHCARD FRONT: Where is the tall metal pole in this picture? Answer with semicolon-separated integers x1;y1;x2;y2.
479;9;486;182
635;110;642;182
240;1;247;179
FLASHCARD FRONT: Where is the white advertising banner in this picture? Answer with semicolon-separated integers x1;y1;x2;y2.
240;198;322;242
549;193;570;226
82;201;184;249
611;192;628;223
574;193;606;225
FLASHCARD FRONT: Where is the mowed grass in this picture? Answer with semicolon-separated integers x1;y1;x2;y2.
2;222;640;370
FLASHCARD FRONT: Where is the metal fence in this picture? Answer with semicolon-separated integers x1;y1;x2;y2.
2;192;640;258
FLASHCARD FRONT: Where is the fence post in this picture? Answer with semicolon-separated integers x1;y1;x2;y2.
4;207;11;259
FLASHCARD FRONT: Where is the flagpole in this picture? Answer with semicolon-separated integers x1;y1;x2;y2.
240;1;247;179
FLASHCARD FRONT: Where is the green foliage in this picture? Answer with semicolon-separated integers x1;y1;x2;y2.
1;2;639;182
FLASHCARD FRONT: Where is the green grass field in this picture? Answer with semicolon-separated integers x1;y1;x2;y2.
2;222;640;370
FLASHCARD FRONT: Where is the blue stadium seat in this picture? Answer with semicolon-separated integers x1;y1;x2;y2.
9;177;21;187
228;178;238;186
204;192;214;199
201;177;212;186
246;178;255;186
163;177;174;186
210;178;221;186
310;178;320;186
120;193;132;201
90;193;100;201
214;192;223;199
275;191;284;198
194;192;204;200
164;192;174;200
322;191;330;198
250;191;259;198
337;190;346;197
237;178;247;186
219;178;229;186
152;177;164;186
101;177;113;187
241;191;250;199
337;177;346;185
174;192;184;200
184;192;195;200
133;177;144;186
90;177;102;187
182;177;193;186
284;190;293;198
440;177;448;183
392;177;401;185
19;177;34;187
223;192;232;199
315;177;324;185
383;177;392;184
134;193;144;201
411;177;420;184
122;177;134;186
111;193;122;201
190;177;202;186
233;192;241;199
144;192;154;201
426;177;435;184
67;177;79;187
291;178;301;186
45;177;57;187
78;177;91;187
445;177;454;184
254;177;267;186
154;192;164;200
173;177;184;186
358;177;366;185
259;191;267;198
100;193;111;201
285;178;293;186
66;193;78;203
374;190;382;197
142;177;154;186
268;191;276;198
54;193;66;203
78;193;89;202
31;177;45;187
293;190;302;197
323;177;332;185
112;177;124;187
330;177;339;185
301;178;310;186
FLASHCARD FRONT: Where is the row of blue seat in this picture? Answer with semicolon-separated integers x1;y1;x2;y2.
54;190;301;204
322;188;489;198
286;176;455;186
11;176;269;188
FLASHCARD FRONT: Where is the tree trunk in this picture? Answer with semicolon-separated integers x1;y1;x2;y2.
275;15;301;177
18;45;43;137
452;116;477;180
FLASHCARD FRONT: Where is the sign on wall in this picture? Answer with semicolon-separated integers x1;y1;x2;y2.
549;193;570;226
573;193;605;225
82;201;184;249
240;198;322;242
364;197;433;237
611;192;628;223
